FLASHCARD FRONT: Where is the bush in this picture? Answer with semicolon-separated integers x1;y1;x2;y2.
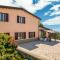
0;33;28;60
0;33;37;60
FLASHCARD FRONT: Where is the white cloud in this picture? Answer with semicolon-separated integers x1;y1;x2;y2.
50;10;60;16
0;0;59;13
0;0;19;7
47;0;59;1
0;0;11;5
50;4;60;11
49;4;60;16
44;11;51;15
44;4;60;16
43;16;60;25
16;0;52;13
53;29;60;32
0;0;52;13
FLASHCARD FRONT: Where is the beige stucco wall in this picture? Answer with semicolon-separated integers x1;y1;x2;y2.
0;7;39;39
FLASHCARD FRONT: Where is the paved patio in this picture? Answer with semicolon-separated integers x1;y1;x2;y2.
17;40;60;60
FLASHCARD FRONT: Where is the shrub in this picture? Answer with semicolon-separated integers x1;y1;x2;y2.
0;33;28;60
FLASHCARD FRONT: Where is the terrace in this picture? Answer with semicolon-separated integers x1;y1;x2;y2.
17;40;60;60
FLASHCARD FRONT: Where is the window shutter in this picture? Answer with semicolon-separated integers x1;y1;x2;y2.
24;32;26;39
29;32;30;38
1;13;3;21
17;16;19;23
34;32;35;37
0;13;1;21
5;14;8;22
15;32;18;40
23;17;25;23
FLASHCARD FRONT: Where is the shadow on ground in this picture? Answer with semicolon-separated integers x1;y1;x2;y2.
19;40;60;50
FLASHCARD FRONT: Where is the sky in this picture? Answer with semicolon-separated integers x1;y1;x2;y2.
0;0;60;32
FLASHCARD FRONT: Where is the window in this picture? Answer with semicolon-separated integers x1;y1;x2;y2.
15;32;26;40
29;32;35;38
17;16;25;24
0;13;8;22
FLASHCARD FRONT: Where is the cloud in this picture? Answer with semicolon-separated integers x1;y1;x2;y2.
0;0;52;13
0;0;11;4
44;4;60;16
44;11;51;15
50;4;60;10
47;0;59;1
50;10;60;16
43;16;60;25
0;0;19;7
49;4;60;16
0;0;60;13
53;29;60;32
16;0;52;13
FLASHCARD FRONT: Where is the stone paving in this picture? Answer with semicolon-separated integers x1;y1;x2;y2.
17;40;60;60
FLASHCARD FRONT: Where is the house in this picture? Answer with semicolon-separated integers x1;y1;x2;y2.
0;5;40;41
39;27;55;40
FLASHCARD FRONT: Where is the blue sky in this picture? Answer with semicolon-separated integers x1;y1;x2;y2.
33;0;60;32
0;0;60;32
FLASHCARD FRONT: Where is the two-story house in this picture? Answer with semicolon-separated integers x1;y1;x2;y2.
0;5;40;41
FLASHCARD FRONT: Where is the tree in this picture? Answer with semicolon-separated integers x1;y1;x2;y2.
0;33;28;60
39;23;44;28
